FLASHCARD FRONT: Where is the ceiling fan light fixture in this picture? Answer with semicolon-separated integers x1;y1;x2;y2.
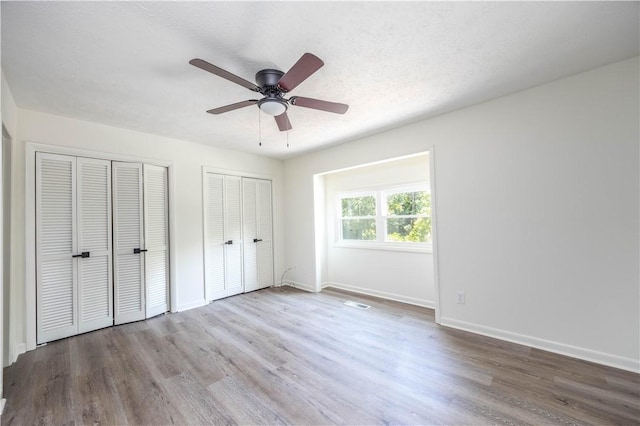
258;98;288;116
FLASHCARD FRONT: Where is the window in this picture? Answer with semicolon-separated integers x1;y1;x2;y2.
339;193;377;241
337;184;432;251
384;189;431;243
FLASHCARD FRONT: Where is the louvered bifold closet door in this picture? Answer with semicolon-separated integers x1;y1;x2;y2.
204;174;226;301
36;153;78;343
113;162;145;324
143;164;169;318
204;173;244;301
256;179;274;289
77;157;113;333
242;178;259;292
242;178;273;292
224;175;244;297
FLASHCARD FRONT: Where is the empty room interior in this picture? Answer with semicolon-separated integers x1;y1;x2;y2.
1;1;639;424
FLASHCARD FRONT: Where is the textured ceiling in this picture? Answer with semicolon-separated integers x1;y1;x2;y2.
2;2;639;159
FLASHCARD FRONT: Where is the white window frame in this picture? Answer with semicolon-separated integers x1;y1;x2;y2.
336;183;432;253
337;191;378;242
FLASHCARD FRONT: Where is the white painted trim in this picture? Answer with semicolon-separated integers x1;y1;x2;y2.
176;299;207;312
440;316;640;373
333;241;432;253
322;281;435;309
11;343;25;364
25;144;36;351
0;127;5;402
168;163;178;313
1;397;6;414
428;145;441;325
27;142;173;167
25;141;177;351
200;168;208;303
202;165;275;182
313;174;324;292
315;151;430;177
282;280;316;293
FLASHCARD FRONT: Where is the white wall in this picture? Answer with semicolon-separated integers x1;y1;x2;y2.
1;71;19;371
283;57;640;372
323;155;435;307
1;74;18;137
12;109;284;354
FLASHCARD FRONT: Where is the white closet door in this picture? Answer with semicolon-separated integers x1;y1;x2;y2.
143;164;169;318
204;173;243;301
77;157;113;333
204;173;226;300
242;178;259;292
256;179;274;289
113;162;145;324
224;175;244;297
36;153;78;343
243;178;274;292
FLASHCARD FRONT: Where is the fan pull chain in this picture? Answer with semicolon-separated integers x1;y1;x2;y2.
258;109;262;147
286;130;289;148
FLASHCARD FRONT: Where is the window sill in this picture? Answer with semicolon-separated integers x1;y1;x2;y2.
334;241;432;254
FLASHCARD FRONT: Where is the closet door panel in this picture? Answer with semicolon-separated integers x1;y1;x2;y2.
39;258;76;342
113;162;145;325
242;179;258;292
77;158;113;333
143;164;169;317
256;180;274;289
145;251;167;315
224;176;243;296
204;173;226;300
242;178;274;292
36;153;78;343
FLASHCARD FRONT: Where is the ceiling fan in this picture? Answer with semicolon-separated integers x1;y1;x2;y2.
189;53;348;131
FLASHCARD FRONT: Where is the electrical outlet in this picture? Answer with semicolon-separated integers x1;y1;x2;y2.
456;291;465;304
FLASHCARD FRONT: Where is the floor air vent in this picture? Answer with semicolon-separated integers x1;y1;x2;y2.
344;301;371;310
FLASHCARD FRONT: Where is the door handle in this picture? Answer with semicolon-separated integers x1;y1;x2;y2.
72;251;90;258
133;248;148;254
224;240;233;245
253;238;263;243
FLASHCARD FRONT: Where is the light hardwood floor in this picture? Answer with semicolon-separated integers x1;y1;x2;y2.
3;287;639;425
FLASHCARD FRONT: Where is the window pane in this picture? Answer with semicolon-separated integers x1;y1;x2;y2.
386;191;430;216
341;195;376;217
342;219;376;240
386;217;431;243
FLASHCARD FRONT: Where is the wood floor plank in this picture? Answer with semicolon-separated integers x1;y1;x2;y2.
3;286;638;425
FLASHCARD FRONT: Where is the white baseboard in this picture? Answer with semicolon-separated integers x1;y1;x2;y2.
440;316;639;373
11;343;26;364
322;281;435;309
176;299;207;312
282;280;317;293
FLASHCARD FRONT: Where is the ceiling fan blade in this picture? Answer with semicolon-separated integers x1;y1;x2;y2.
190;58;260;92
290;96;349;114
274;112;293;131
277;53;324;92
206;100;258;115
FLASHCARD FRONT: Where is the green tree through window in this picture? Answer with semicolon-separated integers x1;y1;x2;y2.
385;191;431;243
340;195;376;240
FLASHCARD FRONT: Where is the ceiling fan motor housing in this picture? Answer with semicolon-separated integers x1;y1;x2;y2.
255;69;285;92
